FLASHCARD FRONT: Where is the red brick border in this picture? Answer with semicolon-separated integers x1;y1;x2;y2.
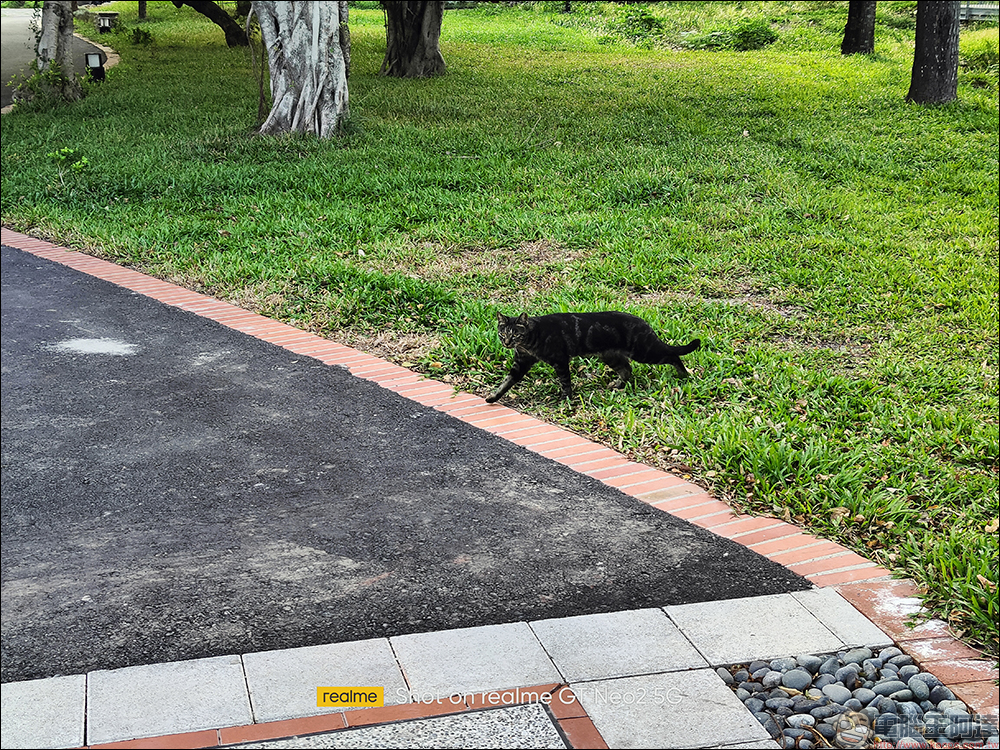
86;684;605;749
4;228;996;746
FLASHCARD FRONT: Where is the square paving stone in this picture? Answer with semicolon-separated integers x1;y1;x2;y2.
665;593;845;666
390;622;560;701
791;587;894;648
1;674;86;749
571;669;773;749
243;639;409;723
87;654;252;745
530;608;707;682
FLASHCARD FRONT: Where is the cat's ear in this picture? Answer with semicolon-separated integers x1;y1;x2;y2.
517;313;529;325
496;311;506;324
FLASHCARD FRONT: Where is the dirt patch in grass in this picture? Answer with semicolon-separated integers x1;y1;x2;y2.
340;328;443;366
631;287;808;319
377;239;587;304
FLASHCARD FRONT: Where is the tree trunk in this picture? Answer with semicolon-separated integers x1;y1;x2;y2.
36;0;81;101
252;1;350;138
138;0;147;20
841;0;876;55
172;1;249;47
381;1;446;78
906;1;960;104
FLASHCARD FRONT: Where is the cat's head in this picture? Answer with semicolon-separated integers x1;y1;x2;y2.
496;312;530;349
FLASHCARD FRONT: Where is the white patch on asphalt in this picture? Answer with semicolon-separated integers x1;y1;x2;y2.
49;338;138;355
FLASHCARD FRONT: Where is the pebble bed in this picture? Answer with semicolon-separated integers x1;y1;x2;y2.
721;646;999;749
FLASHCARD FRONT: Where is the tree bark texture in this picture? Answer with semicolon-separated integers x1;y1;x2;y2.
37;0;81;100
252;1;350;138
172;1;249;46
907;1;960;103
841;0;876;55
381;1;446;78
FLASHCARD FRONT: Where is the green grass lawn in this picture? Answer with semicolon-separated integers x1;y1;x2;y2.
2;1;997;657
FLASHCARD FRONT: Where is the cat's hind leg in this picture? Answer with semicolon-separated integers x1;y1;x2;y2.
600;352;633;389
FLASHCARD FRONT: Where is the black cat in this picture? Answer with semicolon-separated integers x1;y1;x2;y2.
486;311;700;403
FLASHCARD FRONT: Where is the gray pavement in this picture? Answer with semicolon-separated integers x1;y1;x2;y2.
1;7;107;108
0;242;811;685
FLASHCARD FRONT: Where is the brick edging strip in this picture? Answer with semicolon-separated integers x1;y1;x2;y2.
3;228;996;743
86;684;608;750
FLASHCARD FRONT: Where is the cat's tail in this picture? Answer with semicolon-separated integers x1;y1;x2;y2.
675;339;700;356
633;337;700;365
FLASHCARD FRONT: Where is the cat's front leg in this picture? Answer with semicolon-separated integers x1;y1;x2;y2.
486;353;537;403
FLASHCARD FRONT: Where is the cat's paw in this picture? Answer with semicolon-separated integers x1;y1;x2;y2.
485;395;499;403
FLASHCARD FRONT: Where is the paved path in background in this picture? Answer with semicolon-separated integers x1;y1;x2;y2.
0;243;810;683
1;7;107;108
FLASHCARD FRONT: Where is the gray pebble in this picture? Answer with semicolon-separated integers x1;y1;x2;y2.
752;666;771;681
745;697;765;714
813;674;837;689
775;706;794;717
819;656;841;675
878;646;903;660
835;665;860;689
781;738;795;750
816;723;837;739
844;698;863;711
897;704;924;728
799;741;814;750
861;706;879;722
739;681;764;694
796;654;823;673
853;687;877;705
876;696;897;714
888;654;914;667
873;680;908;696
811;705;845;720
749;659;770;673
898;664;920;680
783;727;809;739
753;712;781;739
947;721;984;740
786;713;816;728
733;669;749;683
911;672;943;689
822;684;853;705
890;689;914;702
907;675;931;701
770;657;797;672
875;712;902;733
929;684;955;703
762;671;784;689
735;688;750;701
843;647;872;665
782;669;813;691
794;699;825;713
937;699;968;713
766;697;795;710
716;667;735;685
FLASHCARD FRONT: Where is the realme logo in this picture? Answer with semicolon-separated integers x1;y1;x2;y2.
317;687;384;708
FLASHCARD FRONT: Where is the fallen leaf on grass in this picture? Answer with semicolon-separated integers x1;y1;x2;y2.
977;574;996;592
829;506;851;522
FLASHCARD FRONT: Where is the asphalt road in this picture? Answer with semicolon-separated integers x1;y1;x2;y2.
1;244;810;682
1;7;106;108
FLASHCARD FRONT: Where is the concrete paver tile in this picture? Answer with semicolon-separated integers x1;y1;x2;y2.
0;674;86;750
665;593;843;666
790;586;894;648
530;609;707;683
390;622;560;701
242;639;408;724
86;655;251;745
571;669;773;749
